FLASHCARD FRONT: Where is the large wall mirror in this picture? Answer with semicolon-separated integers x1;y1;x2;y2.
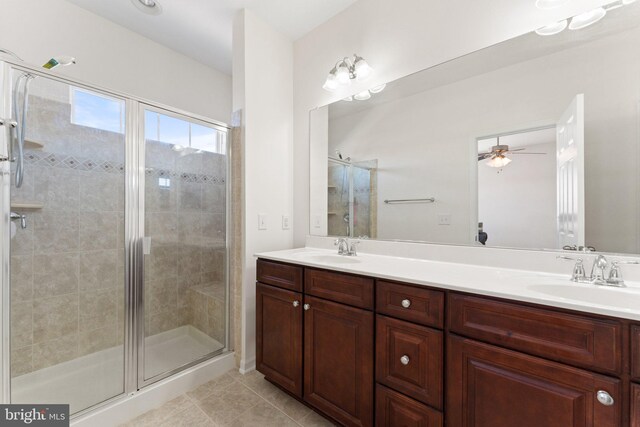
309;2;640;255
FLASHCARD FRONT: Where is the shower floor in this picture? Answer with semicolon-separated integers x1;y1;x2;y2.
11;325;224;414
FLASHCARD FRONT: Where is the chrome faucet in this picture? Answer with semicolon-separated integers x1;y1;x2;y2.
334;238;360;256
557;254;639;287
590;254;608;285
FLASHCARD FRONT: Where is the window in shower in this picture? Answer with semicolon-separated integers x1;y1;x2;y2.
70;87;125;133
142;107;227;382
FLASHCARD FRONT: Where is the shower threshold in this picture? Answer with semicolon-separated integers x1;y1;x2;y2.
11;325;224;414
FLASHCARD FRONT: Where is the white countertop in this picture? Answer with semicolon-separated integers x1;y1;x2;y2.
255;247;640;321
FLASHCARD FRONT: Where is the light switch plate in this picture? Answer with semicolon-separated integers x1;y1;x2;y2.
282;215;290;230
438;214;451;226
313;215;322;228
258;214;267;230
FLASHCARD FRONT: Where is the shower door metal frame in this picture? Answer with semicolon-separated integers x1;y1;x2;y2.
0;58;232;413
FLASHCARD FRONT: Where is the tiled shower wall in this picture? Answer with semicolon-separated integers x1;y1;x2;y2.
327;164;375;238
10;95;226;377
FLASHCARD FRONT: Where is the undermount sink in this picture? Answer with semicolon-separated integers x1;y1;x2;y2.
527;284;640;310
306;254;362;264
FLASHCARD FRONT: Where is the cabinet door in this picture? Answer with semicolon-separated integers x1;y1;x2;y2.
632;384;640;427
256;283;303;397
304;295;374;427
376;384;443;427
447;335;621;427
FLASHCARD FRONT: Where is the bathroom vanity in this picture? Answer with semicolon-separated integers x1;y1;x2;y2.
255;249;640;427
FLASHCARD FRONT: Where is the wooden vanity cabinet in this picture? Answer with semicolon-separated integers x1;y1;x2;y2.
632;325;640;381
255;282;303;397
632;383;640;427
304;295;374;426
447;335;622;427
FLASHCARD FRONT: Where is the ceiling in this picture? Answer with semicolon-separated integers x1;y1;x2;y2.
65;0;357;74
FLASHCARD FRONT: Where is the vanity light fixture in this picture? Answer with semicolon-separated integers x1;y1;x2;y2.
568;7;606;30
323;54;373;92
535;0;569;9
369;83;386;94
535;19;568;36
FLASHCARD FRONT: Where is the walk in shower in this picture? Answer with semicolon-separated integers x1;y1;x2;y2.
327;157;377;238
0;59;230;416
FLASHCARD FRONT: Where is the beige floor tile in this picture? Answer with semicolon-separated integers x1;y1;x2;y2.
220;400;298;427
186;372;238;403
298;409;339;427
158;404;216;427
194;381;264;425
120;395;192;426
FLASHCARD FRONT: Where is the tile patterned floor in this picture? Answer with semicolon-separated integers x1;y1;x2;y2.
120;370;338;426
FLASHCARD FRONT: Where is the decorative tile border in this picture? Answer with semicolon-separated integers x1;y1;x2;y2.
25;150;225;185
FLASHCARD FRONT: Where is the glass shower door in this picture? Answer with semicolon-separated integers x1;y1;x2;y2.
140;106;227;382
8;70;127;413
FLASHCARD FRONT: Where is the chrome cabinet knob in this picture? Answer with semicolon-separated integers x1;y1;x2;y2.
401;299;411;308
303;304;310;311
293;301;299;307
400;355;410;365
596;390;614;406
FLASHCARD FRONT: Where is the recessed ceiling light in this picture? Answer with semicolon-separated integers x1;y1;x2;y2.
130;0;162;15
535;20;568;36
535;0;569;10
569;7;606;30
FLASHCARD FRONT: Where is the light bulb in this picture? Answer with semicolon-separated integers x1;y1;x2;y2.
486;156;512;168
535;20;568;36
354;57;372;80
569;7;606;30
369;83;386;93
336;64;351;85
354;90;371;101
322;73;338;91
535;0;569;9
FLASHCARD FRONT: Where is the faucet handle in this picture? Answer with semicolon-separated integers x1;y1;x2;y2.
557;256;586;282
607;260;639;287
348;240;361;256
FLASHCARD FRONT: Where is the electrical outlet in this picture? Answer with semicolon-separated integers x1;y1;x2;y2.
258;214;267;230
438;214;452;226
282;215;290;230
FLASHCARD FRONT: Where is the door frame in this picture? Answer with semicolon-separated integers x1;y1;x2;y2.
469;123;557;247
0;58;232;413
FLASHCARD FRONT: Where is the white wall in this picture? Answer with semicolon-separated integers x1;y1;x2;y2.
478;141;557;249
293;0;613;247
320;25;640;253
1;0;231;123
233;9;294;372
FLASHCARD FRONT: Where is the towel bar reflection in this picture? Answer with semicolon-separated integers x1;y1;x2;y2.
384;198;435;204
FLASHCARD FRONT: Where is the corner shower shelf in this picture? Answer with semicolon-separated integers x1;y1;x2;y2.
24;139;44;150
11;202;44;210
328;212;337;215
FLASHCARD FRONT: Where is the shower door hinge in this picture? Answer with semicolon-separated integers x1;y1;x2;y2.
0;118;16;128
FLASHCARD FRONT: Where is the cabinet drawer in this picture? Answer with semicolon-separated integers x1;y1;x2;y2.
632;325;640;381
257;259;303;292
447;335;621;427
376;280;444;328
448;293;623;374
632;383;640;427
305;268;374;309
376;384;442;427
376;315;443;409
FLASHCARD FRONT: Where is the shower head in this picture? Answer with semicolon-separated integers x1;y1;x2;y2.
43;56;76;69
335;149;343;160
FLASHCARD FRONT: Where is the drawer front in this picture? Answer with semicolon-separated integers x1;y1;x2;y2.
376;280;444;328
632;383;640;427
376;384;443;427
376;315;443;409
632;325;640;381
448;293;623;374
257;259;303;292
305;268;374;309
